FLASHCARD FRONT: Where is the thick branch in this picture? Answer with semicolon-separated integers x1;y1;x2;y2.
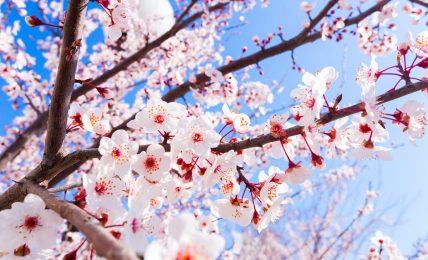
410;0;428;9
22;181;139;260
213;79;428;152
48;80;428;188
42;0;89;165
0;149;98;210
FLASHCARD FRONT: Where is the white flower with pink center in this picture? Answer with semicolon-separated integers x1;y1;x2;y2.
411;31;428;58
356;56;379;86
259;166;288;207
128;98;184;133
205;66;224;82
145;213;225;260
256;197;287;233
291;67;337;126
133;144;171;182
0;194;62;254
222;104;251;133
99;129;138;177
163;178;192;204
128;176;164;214
267;113;289;138
82;107;111;135
213;198;254;227
280;163;312;185
105;3;131;41
83;167;125;208
123;213;162;254
172;117;221;158
395;100;426;141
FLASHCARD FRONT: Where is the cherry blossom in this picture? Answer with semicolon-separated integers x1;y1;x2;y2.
163;177;193;204
99;129;138;177
256;198;286;233
172;117;221;159
133;144;171;182
411;30;428;58
128;98;184;134
145;213;225;260
258;166;288;207
356;56;379;86
394;100;427;141
138;0;175;37
241;81;274;109
82;166;126;220
105;3;131;41
123;213;161;254
2;0;428;258
213;198;254;227
81;107;111;135
267;113;290;139
222;104;251;133
205;66;225;83
291;67;338;126
128;176;164;215
280;163;312;185
0;194;62;255
300;1;315;13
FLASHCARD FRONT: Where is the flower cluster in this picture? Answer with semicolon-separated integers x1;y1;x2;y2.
3;0;428;258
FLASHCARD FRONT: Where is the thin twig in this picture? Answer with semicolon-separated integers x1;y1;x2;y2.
48;181;82;193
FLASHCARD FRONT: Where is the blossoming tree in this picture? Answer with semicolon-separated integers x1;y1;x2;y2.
1;0;428;258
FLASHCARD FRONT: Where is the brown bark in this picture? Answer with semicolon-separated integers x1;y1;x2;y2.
409;0;428;8
47;80;428;188
22;181;139;260
42;0;89;166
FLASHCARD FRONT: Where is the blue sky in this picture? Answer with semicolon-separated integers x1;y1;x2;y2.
1;0;428;254
218;0;428;253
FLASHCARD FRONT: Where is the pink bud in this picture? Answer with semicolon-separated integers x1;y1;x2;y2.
25;16;43;27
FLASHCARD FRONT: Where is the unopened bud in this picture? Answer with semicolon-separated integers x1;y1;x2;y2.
25;16;43;27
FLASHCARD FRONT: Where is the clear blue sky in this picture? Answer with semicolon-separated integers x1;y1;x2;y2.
1;0;427;254
218;0;428;253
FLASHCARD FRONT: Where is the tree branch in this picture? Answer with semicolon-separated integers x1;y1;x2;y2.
409;0;428;9
48;181;82;193
42;0;89;166
47;80;428;188
0;149;98;210
161;0;390;102
0;1;230;170
22;180;139;260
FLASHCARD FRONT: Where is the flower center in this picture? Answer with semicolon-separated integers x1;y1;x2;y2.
23;216;39;232
305;98;316;109
111;147;122;159
176;246;198;260
192;132;203;143
89;113;99;127
154;114;165;124
131;218;139;234
144;156;159;172
94;182;107;195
